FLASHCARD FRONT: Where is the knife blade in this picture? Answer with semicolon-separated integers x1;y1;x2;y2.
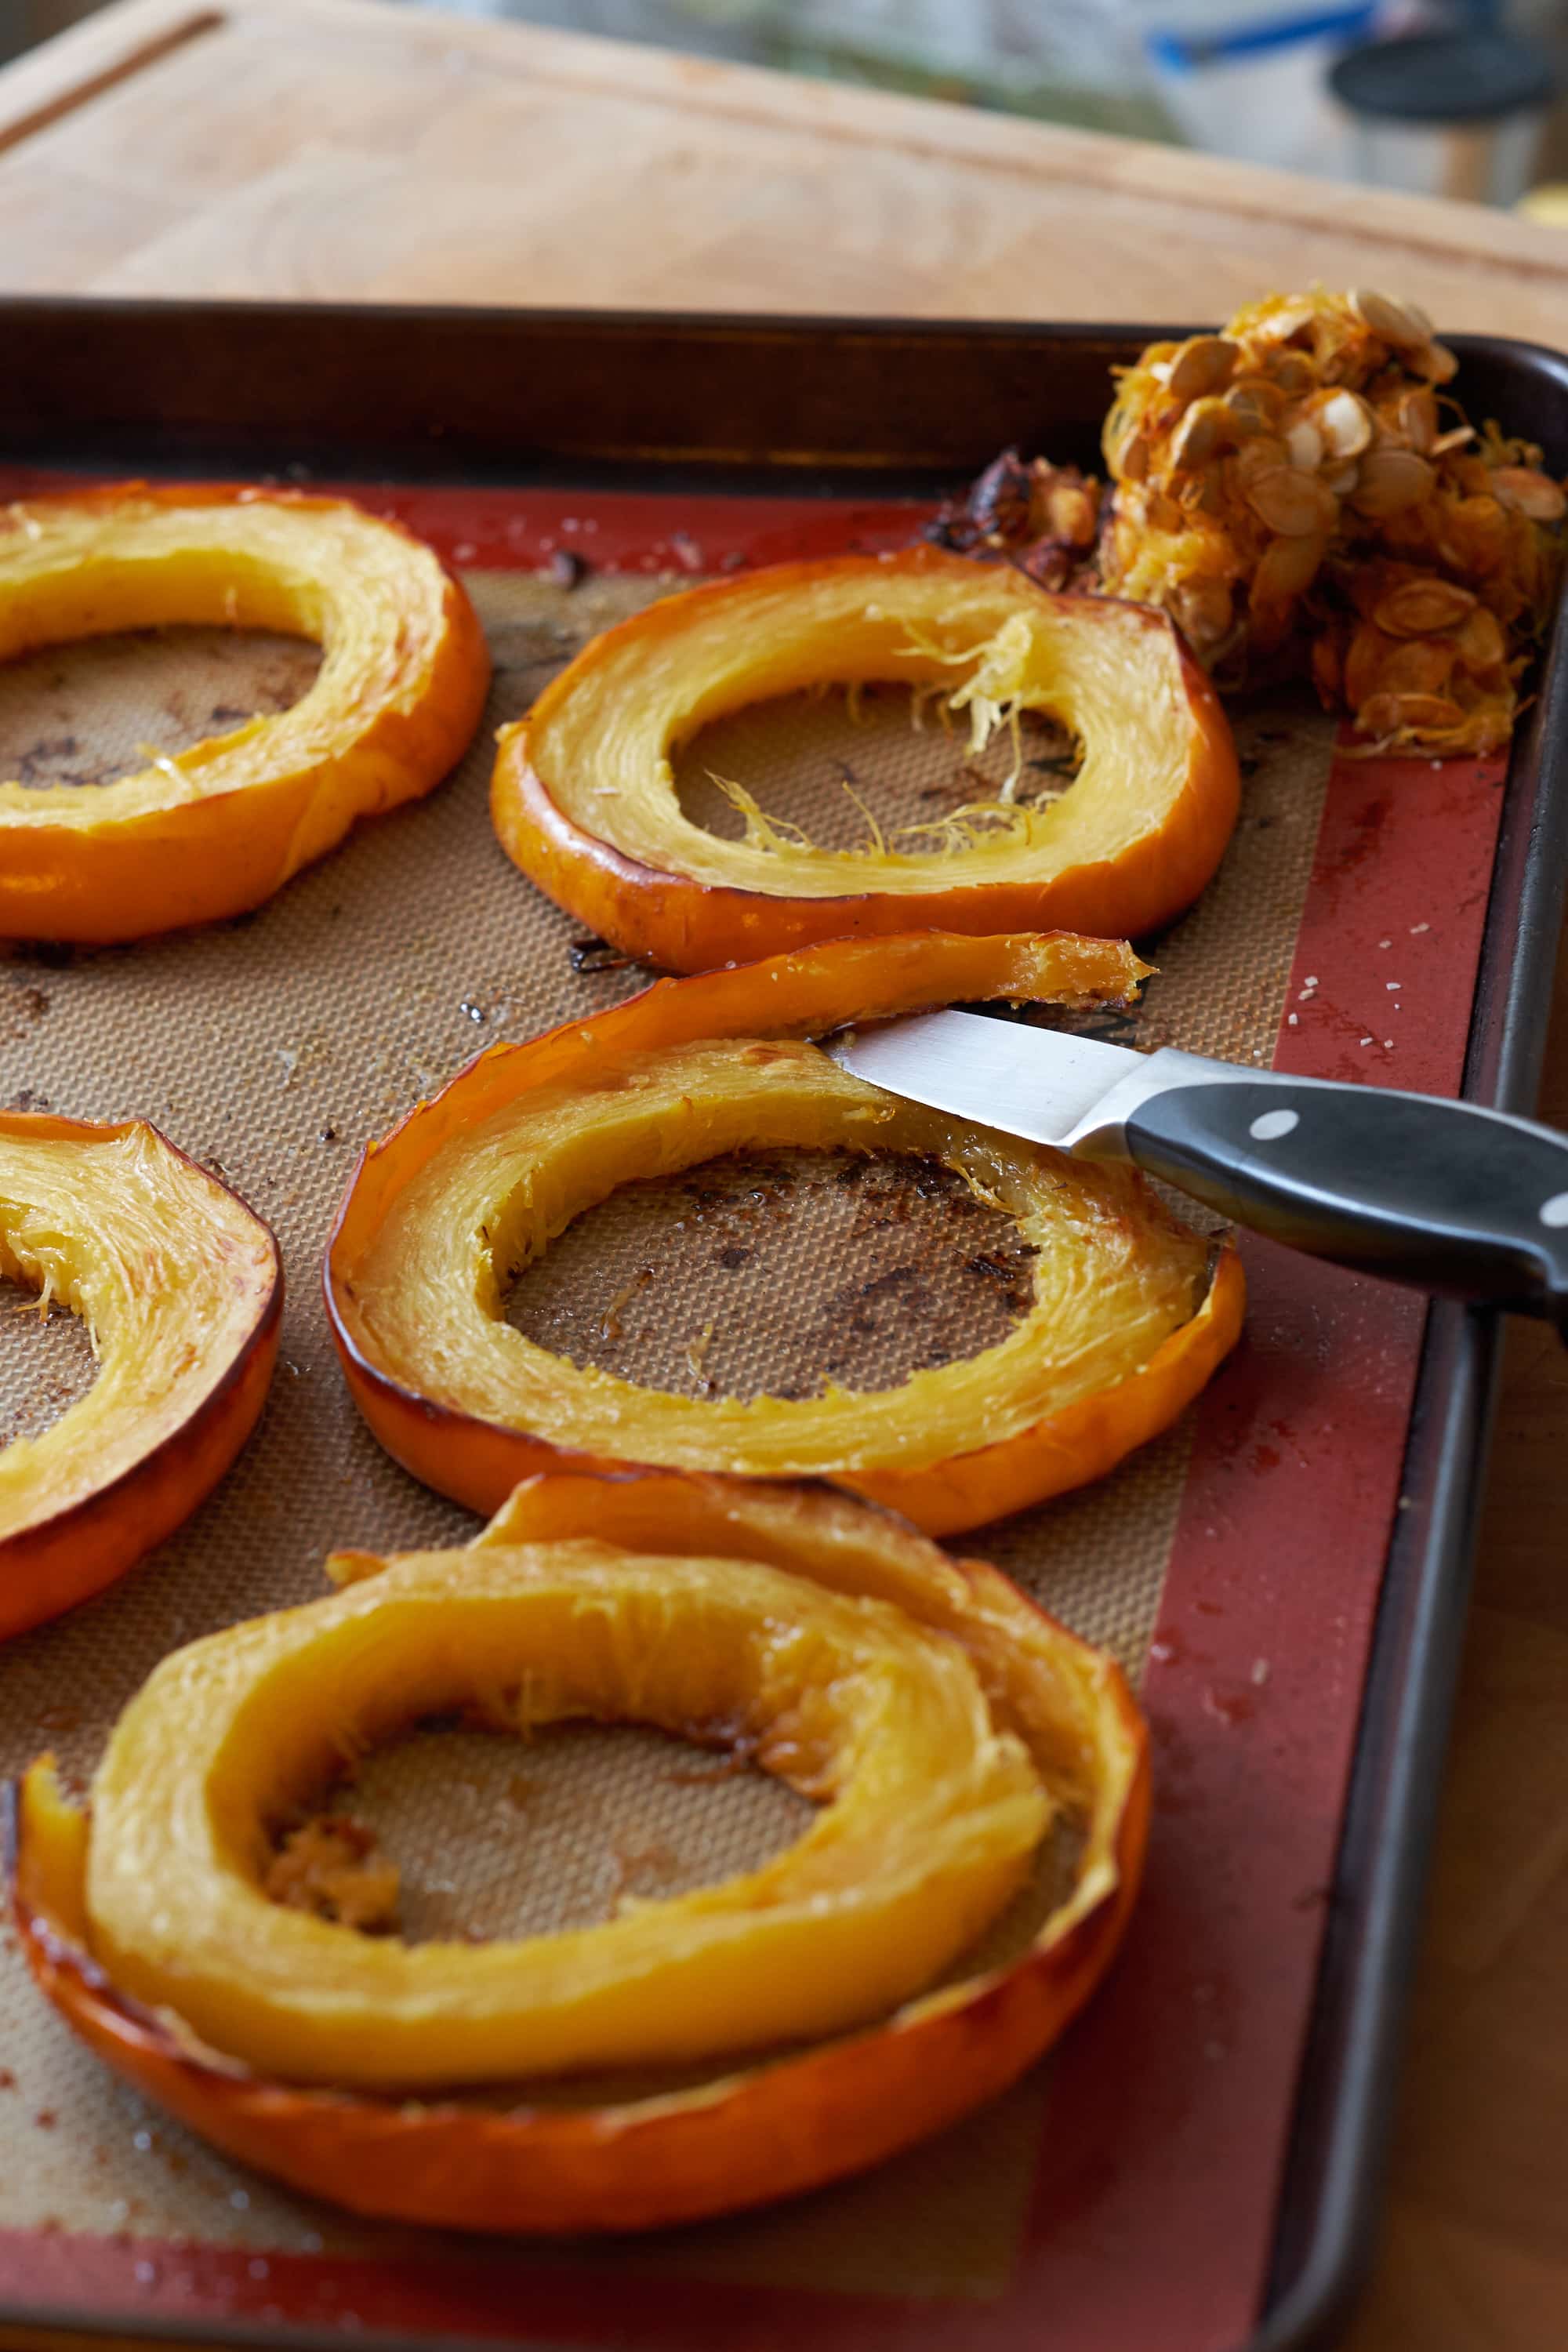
825;1010;1568;1331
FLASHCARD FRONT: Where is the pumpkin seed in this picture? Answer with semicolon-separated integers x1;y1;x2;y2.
1250;299;1317;344
1223;376;1284;434
1436;495;1509;573
1169;398;1229;470
1348;289;1428;347
1247;467;1338;536
1379;637;1459;697
1374;578;1476;638
1357;690;1463;739
1319;390;1374;459
1252;531;1328;607
1490;466;1566;523
1350;450;1434;518
1168;338;1240;402
1118;430;1151;484
1413;342;1460;386
1392;388;1437;454
1172;580;1233;648
1235;434;1290;485
1454;607;1507;673
1272;353;1316;397
1286;419;1325;472
1345;622;1399;710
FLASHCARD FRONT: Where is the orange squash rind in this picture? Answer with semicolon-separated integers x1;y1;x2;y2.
0;1112;281;1639
325;931;1244;1537
0;484;491;941
10;1471;1149;2234
491;548;1240;971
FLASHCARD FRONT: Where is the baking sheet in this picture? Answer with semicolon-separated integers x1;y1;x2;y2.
0;475;1513;2352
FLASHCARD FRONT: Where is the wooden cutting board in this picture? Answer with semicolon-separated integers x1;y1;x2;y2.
0;0;1566;339
1;7;1566;2349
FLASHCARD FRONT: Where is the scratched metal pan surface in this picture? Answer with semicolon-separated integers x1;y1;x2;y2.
0;304;1563;2352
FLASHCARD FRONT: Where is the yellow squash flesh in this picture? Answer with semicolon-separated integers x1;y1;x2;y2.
0;1114;281;1636
14;1472;1149;2232
85;1522;1047;2087
493;549;1241;967
347;1034;1212;1481
0;485;489;940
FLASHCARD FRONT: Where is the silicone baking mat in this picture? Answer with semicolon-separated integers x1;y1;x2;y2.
0;479;1510;2352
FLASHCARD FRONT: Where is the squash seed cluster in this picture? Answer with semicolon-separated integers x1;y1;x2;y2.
938;288;1566;757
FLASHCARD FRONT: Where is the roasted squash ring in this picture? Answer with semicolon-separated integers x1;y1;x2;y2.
491;547;1240;971
0;1113;281;1639
78;1529;1047;2086
0;484;490;942
11;1472;1148;2233
326;931;1244;1536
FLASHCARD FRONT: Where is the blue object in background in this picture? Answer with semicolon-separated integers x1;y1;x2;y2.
1145;2;1376;75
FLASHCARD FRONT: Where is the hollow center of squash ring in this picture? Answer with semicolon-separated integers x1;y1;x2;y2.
0;1274;98;1446
274;1716;817;1947
0;626;322;793
504;1145;1038;1399
353;1033;1214;1478
671;684;1082;860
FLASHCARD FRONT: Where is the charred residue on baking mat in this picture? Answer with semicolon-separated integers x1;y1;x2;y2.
0;627;322;792
0;567;1334;2288
674;684;1077;856
507;1147;1035;1399
278;1718;815;1950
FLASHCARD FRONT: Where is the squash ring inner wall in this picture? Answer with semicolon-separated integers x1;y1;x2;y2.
347;1036;1215;1479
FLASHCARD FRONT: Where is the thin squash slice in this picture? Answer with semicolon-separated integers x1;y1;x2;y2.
325;931;1243;1536
0;484;490;940
491;547;1240;970
11;1472;1147;2234
0;1112;280;1639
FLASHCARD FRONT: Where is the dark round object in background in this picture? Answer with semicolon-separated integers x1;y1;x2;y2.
1330;31;1555;127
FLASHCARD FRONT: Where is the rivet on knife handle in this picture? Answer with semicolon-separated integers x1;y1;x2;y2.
1107;1075;1568;1329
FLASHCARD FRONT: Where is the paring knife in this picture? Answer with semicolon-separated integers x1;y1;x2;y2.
825;1012;1568;1333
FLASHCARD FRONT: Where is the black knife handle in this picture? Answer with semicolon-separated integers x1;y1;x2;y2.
1123;1080;1568;1329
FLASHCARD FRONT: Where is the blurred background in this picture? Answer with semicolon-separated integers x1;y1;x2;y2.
5;0;1568;209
